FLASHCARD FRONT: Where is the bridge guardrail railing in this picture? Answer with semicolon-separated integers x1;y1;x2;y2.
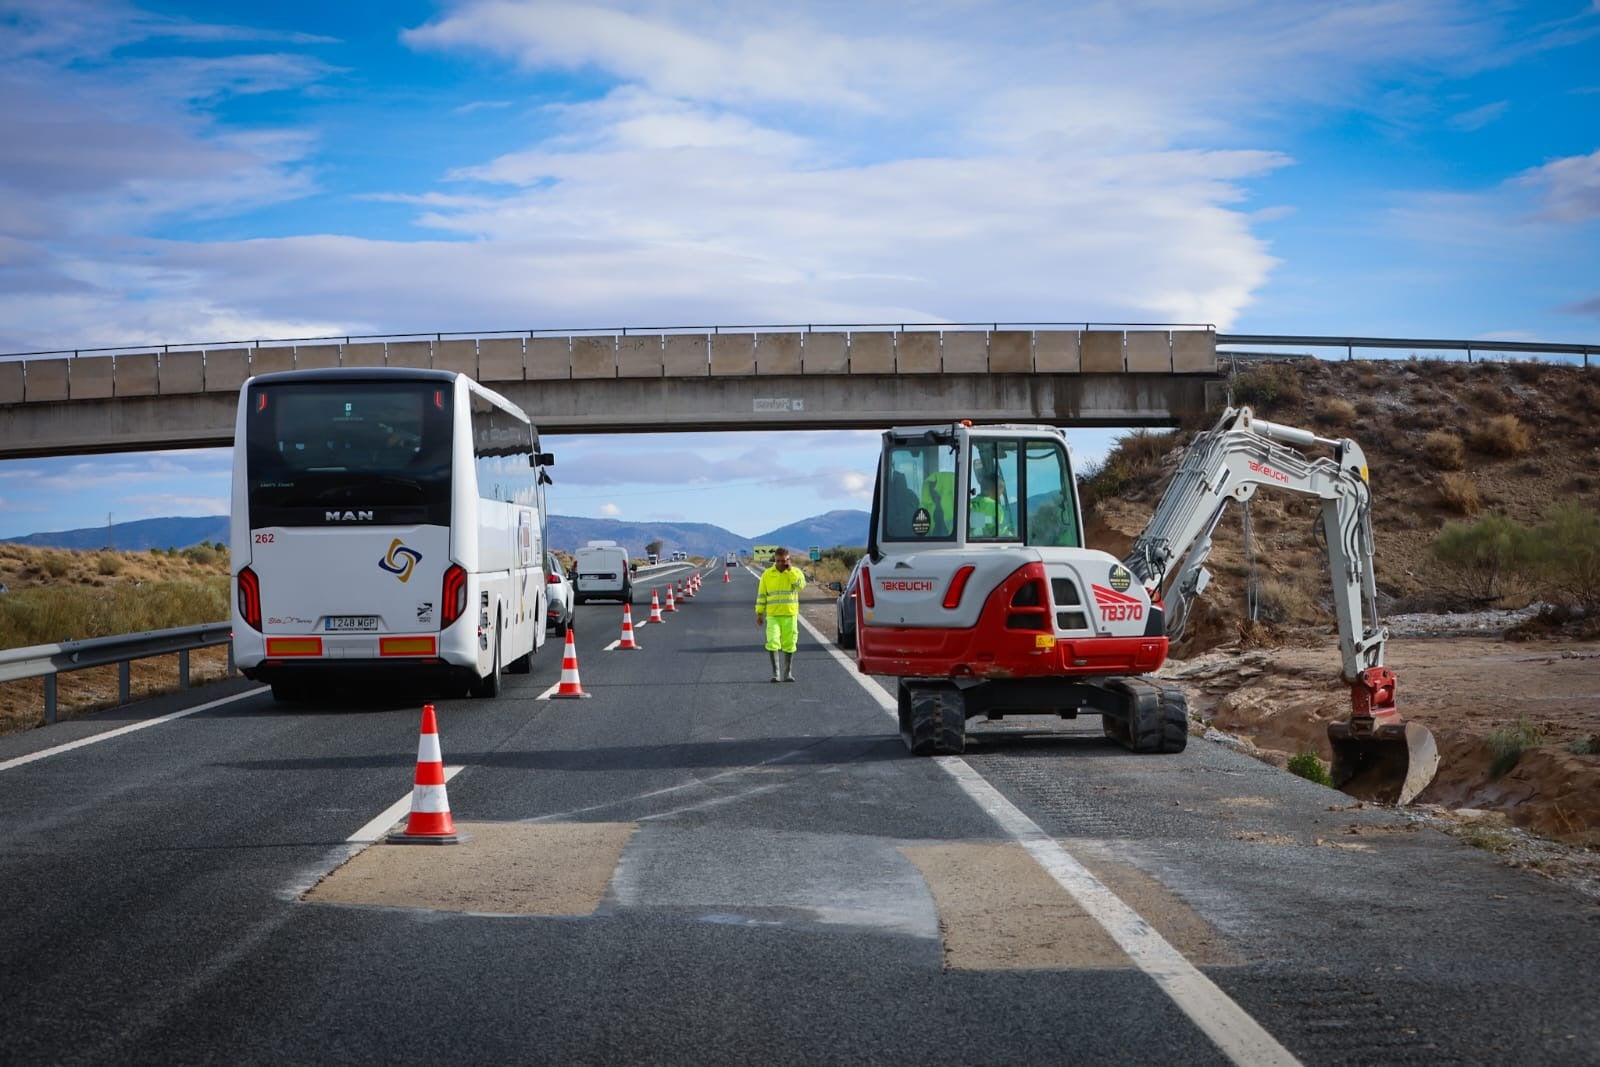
0;622;234;725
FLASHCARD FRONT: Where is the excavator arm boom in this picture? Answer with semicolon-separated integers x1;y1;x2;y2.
1122;406;1437;804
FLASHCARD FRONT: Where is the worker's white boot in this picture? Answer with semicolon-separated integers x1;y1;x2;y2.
769;650;781;683
781;652;795;682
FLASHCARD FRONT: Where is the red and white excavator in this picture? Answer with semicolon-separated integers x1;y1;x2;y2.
852;406;1439;805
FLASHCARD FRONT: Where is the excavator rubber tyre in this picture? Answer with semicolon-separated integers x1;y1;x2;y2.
900;684;965;756
1157;685;1190;753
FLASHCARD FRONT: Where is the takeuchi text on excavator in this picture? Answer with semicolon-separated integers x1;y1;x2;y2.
852;407;1438;806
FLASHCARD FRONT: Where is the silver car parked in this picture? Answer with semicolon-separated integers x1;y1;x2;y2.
546;552;575;636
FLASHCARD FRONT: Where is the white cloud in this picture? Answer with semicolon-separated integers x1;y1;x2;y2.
402;2;939;111
1447;100;1509;131
598;503;621;516
1518;150;1600;223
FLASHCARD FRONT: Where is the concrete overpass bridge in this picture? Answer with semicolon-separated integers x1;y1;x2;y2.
0;325;1222;461
6;324;1589;463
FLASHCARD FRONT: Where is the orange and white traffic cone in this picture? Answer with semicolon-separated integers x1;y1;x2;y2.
723;568;730;583
388;704;459;845
617;604;642;650
648;590;665;623
551;628;591;698
664;584;677;612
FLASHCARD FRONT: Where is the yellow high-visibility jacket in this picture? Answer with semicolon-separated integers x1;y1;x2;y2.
755;565;807;617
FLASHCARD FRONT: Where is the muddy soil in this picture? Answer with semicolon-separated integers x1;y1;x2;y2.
1166;634;1600;847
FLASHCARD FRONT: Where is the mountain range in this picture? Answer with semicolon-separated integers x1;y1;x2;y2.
1;510;871;557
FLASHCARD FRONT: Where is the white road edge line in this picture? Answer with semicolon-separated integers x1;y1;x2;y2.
0;687;267;773
797;611;1301;1067
347;765;465;843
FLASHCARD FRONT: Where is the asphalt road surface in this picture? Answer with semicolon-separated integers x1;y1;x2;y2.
2;565;1596;1066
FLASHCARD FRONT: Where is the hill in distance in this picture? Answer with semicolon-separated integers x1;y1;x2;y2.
1;515;229;552
2;511;871;558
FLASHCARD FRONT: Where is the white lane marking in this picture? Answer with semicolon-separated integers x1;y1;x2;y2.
536;682;561;699
796;611;1301;1067
347;765;465;843
603;639;621;651
0;687;267;773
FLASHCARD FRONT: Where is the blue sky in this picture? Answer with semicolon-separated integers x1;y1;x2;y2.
0;0;1596;541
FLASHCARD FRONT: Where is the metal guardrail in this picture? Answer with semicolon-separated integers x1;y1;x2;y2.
1217;333;1595;367
0;321;1217;361
0;622;234;725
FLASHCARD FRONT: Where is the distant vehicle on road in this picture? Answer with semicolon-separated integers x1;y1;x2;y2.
545;551;574;636
725;552;737;567
830;557;866;650
574;540;633;604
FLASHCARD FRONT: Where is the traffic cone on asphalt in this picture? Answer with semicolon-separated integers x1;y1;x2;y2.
649;590;665;623
723;568;730;583
388;704;459;845
665;585;677;612
551;628;591;698
617;604;642;650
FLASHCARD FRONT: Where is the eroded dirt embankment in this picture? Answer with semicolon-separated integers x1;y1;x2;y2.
1168;636;1600;847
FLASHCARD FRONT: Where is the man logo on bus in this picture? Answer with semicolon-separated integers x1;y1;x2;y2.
379;539;423;583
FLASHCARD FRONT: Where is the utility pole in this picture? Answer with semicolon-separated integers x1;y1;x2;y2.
107;513;114;551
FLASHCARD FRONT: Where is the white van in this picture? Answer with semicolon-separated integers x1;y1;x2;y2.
573;540;633;604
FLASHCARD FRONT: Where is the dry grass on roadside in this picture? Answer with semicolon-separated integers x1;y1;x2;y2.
0;545;233;735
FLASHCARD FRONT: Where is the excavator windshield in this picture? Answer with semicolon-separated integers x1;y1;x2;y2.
883;439;959;540
879;428;1081;548
1020;439;1080;548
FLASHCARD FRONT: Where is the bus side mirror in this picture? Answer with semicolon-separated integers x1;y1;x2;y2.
538;470;553;485
535;452;556;466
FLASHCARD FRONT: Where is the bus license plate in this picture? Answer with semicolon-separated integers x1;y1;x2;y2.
325;616;379;632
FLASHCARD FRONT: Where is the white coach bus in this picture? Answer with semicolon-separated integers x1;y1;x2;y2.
230;367;554;702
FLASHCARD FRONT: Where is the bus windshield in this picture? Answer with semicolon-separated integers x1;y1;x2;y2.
245;380;453;527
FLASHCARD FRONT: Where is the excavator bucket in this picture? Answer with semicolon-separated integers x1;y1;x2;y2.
1328;666;1439;805
1329;721;1439;806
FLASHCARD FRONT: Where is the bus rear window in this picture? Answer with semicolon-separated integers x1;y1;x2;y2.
246;381;453;527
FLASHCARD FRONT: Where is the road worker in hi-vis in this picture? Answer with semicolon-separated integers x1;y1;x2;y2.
755;547;807;682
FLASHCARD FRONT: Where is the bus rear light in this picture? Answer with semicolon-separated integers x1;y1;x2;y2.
237;567;261;630
860;565;874;609
265;637;322;656
943;565;975;609
441;565;468;628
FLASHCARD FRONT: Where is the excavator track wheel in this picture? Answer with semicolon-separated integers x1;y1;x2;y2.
1157;686;1190;753
1103;679;1176;754
900;684;965;756
1126;688;1163;753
